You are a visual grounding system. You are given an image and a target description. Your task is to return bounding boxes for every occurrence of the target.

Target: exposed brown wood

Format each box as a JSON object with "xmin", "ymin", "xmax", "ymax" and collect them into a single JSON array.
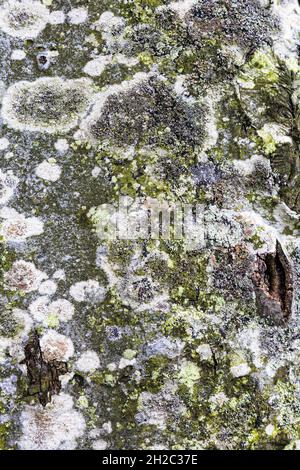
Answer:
[
  {"xmin": 253, "ymin": 240, "xmax": 293, "ymax": 324},
  {"xmin": 20, "ymin": 331, "xmax": 68, "ymax": 407}
]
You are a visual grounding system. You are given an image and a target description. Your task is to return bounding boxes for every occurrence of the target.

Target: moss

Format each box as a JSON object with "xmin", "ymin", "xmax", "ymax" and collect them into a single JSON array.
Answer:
[
  {"xmin": 163, "ymin": 305, "xmax": 204, "ymax": 340},
  {"xmin": 138, "ymin": 52, "xmax": 154, "ymax": 67},
  {"xmin": 248, "ymin": 232, "xmax": 265, "ymax": 250},
  {"xmin": 143, "ymin": 356, "xmax": 171, "ymax": 393},
  {"xmin": 168, "ymin": 251, "xmax": 209, "ymax": 304},
  {"xmin": 0, "ymin": 422, "xmax": 11, "ymax": 450},
  {"xmin": 239, "ymin": 50, "xmax": 279, "ymax": 86},
  {"xmin": 119, "ymin": 0, "xmax": 163, "ymax": 25}
]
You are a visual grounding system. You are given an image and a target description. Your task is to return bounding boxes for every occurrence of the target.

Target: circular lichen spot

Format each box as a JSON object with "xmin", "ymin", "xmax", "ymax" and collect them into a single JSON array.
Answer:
[
  {"xmin": 0, "ymin": 0, "xmax": 49, "ymax": 39},
  {"xmin": 2, "ymin": 77, "xmax": 94, "ymax": 134}
]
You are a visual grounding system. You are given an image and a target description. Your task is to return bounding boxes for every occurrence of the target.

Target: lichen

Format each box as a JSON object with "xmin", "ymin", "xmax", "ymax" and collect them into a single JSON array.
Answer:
[
  {"xmin": 2, "ymin": 77, "xmax": 94, "ymax": 133},
  {"xmin": 0, "ymin": 0, "xmax": 299, "ymax": 452}
]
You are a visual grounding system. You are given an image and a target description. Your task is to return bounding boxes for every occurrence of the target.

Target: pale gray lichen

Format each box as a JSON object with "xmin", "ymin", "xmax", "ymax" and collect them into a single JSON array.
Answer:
[
  {"xmin": 29, "ymin": 297, "xmax": 74, "ymax": 326},
  {"xmin": 19, "ymin": 393, "xmax": 85, "ymax": 450},
  {"xmin": 69, "ymin": 279, "xmax": 106, "ymax": 304},
  {"xmin": 0, "ymin": 0, "xmax": 49, "ymax": 39},
  {"xmin": 4, "ymin": 260, "xmax": 47, "ymax": 293},
  {"xmin": 0, "ymin": 208, "xmax": 43, "ymax": 242},
  {"xmin": 40, "ymin": 330, "xmax": 74, "ymax": 362},
  {"xmin": 1, "ymin": 77, "xmax": 94, "ymax": 133},
  {"xmin": 75, "ymin": 350, "xmax": 100, "ymax": 373},
  {"xmin": 0, "ymin": 0, "xmax": 300, "ymax": 452}
]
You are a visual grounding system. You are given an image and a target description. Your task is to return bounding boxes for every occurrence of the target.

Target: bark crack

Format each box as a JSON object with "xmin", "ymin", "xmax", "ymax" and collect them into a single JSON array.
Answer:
[
  {"xmin": 20, "ymin": 330, "xmax": 68, "ymax": 407},
  {"xmin": 253, "ymin": 240, "xmax": 293, "ymax": 323}
]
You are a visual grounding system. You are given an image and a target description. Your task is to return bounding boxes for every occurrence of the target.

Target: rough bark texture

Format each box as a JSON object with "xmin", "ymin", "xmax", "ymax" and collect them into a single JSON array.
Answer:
[{"xmin": 0, "ymin": 0, "xmax": 300, "ymax": 451}]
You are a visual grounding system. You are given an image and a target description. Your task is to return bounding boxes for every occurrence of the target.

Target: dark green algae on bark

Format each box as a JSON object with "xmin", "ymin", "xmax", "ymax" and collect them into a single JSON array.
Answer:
[{"xmin": 0, "ymin": 0, "xmax": 300, "ymax": 450}]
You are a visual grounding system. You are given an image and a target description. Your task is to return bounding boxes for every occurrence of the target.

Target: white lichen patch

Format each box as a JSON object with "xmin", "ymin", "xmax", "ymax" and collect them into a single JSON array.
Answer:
[
  {"xmin": 196, "ymin": 343, "xmax": 213, "ymax": 361},
  {"xmin": 92, "ymin": 439, "xmax": 108, "ymax": 450},
  {"xmin": 52, "ymin": 269, "xmax": 65, "ymax": 281},
  {"xmin": 40, "ymin": 330, "xmax": 74, "ymax": 362},
  {"xmin": 0, "ymin": 137, "xmax": 10, "ymax": 150},
  {"xmin": 11, "ymin": 49, "xmax": 26, "ymax": 61},
  {"xmin": 167, "ymin": 0, "xmax": 199, "ymax": 19},
  {"xmin": 75, "ymin": 350, "xmax": 100, "ymax": 373},
  {"xmin": 19, "ymin": 393, "xmax": 85, "ymax": 450},
  {"xmin": 233, "ymin": 323, "xmax": 264, "ymax": 369},
  {"xmin": 83, "ymin": 54, "xmax": 138, "ymax": 77},
  {"xmin": 69, "ymin": 280, "xmax": 106, "ymax": 304},
  {"xmin": 35, "ymin": 160, "xmax": 61, "ymax": 182},
  {"xmin": 38, "ymin": 279, "xmax": 57, "ymax": 295},
  {"xmin": 146, "ymin": 337, "xmax": 184, "ymax": 359},
  {"xmin": 204, "ymin": 208, "xmax": 243, "ymax": 249},
  {"xmin": 136, "ymin": 391, "xmax": 169, "ymax": 429},
  {"xmin": 238, "ymin": 210, "xmax": 278, "ymax": 254},
  {"xmin": 54, "ymin": 138, "xmax": 69, "ymax": 154},
  {"xmin": 47, "ymin": 299, "xmax": 74, "ymax": 322},
  {"xmin": 209, "ymin": 392, "xmax": 229, "ymax": 410},
  {"xmin": 2, "ymin": 77, "xmax": 93, "ymax": 134},
  {"xmin": 0, "ymin": 209, "xmax": 43, "ymax": 241},
  {"xmin": 136, "ymin": 383, "xmax": 185, "ymax": 430},
  {"xmin": 29, "ymin": 296, "xmax": 50, "ymax": 322},
  {"xmin": 272, "ymin": 0, "xmax": 300, "ymax": 59},
  {"xmin": 113, "ymin": 54, "xmax": 139, "ymax": 67},
  {"xmin": 118, "ymin": 357, "xmax": 136, "ymax": 369},
  {"xmin": 0, "ymin": 81, "xmax": 5, "ymax": 105},
  {"xmin": 83, "ymin": 56, "xmax": 109, "ymax": 77},
  {"xmin": 265, "ymin": 424, "xmax": 275, "ymax": 436},
  {"xmin": 173, "ymin": 75, "xmax": 195, "ymax": 103},
  {"xmin": 67, "ymin": 7, "xmax": 88, "ymax": 25},
  {"xmin": 230, "ymin": 363, "xmax": 251, "ymax": 378},
  {"xmin": 48, "ymin": 10, "xmax": 65, "ymax": 25},
  {"xmin": 0, "ymin": 170, "xmax": 18, "ymax": 205},
  {"xmin": 96, "ymin": 246, "xmax": 170, "ymax": 312},
  {"xmin": 5, "ymin": 260, "xmax": 47, "ymax": 293},
  {"xmin": 0, "ymin": 0, "xmax": 50, "ymax": 39},
  {"xmin": 233, "ymin": 154, "xmax": 271, "ymax": 177},
  {"xmin": 94, "ymin": 11, "xmax": 126, "ymax": 52},
  {"xmin": 29, "ymin": 297, "xmax": 74, "ymax": 325},
  {"xmin": 91, "ymin": 166, "xmax": 101, "ymax": 178}
]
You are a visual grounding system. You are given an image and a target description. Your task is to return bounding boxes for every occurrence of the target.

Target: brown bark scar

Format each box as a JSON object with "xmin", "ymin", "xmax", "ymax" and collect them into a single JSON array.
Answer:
[
  {"xmin": 252, "ymin": 240, "xmax": 293, "ymax": 324},
  {"xmin": 20, "ymin": 330, "xmax": 68, "ymax": 407}
]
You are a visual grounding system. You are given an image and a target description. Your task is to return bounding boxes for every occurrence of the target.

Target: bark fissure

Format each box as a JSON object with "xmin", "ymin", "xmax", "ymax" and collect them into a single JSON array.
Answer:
[
  {"xmin": 253, "ymin": 240, "xmax": 293, "ymax": 323},
  {"xmin": 20, "ymin": 331, "xmax": 68, "ymax": 407}
]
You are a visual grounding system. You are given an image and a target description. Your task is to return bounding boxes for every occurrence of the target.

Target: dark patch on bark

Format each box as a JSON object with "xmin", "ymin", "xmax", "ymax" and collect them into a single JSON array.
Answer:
[
  {"xmin": 20, "ymin": 330, "xmax": 68, "ymax": 407},
  {"xmin": 253, "ymin": 240, "xmax": 293, "ymax": 324}
]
